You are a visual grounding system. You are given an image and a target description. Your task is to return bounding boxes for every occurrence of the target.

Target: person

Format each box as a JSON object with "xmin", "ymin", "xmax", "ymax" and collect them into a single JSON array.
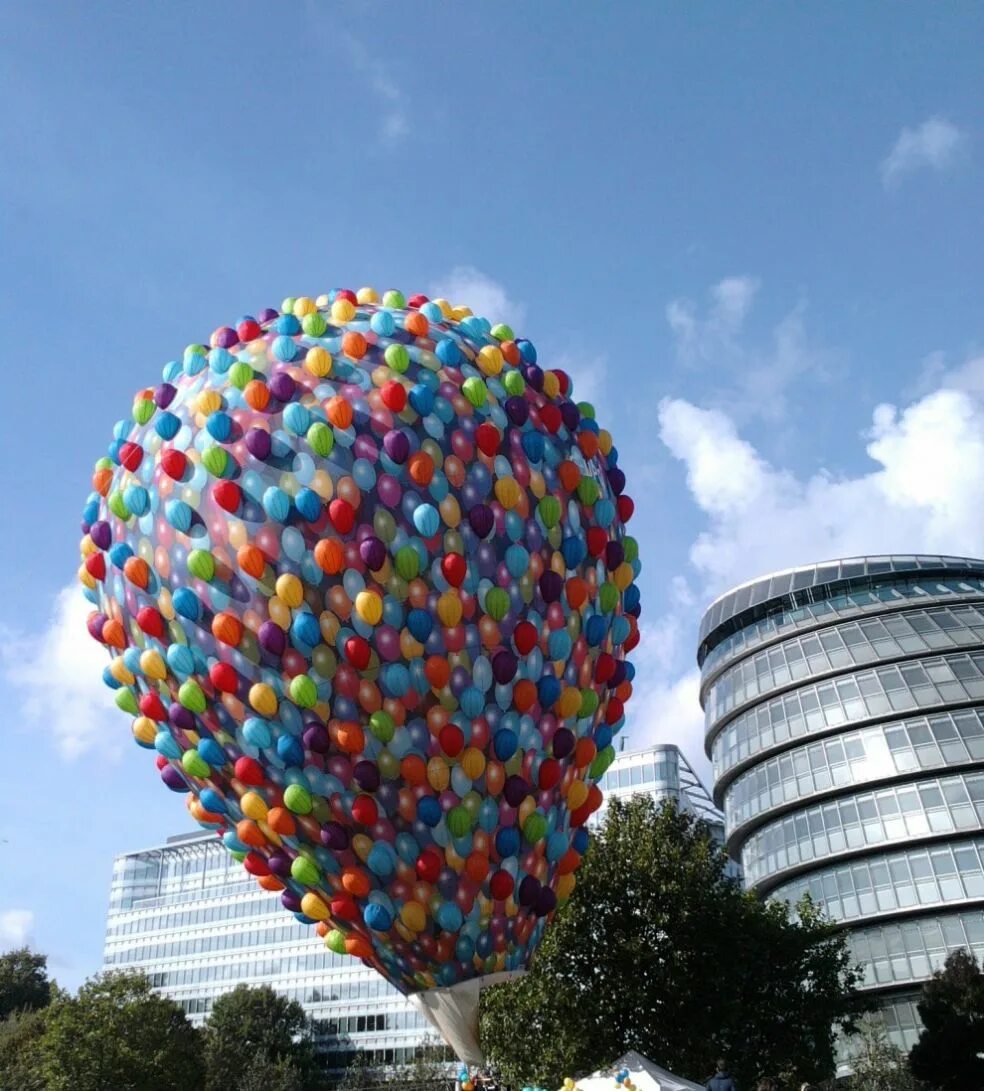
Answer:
[{"xmin": 706, "ymin": 1059, "xmax": 738, "ymax": 1091}]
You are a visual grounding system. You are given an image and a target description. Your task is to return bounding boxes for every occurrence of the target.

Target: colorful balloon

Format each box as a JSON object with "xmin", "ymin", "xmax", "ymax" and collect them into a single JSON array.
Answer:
[{"xmin": 79, "ymin": 288, "xmax": 640, "ymax": 1060}]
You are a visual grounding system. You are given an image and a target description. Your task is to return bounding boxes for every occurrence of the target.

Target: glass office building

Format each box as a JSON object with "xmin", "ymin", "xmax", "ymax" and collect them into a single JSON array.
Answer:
[
  {"xmin": 103, "ymin": 744, "xmax": 714, "ymax": 1066},
  {"xmin": 698, "ymin": 555, "xmax": 984, "ymax": 1053}
]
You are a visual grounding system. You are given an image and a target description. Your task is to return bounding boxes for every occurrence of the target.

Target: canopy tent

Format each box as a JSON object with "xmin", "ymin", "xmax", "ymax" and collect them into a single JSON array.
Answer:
[{"xmin": 574, "ymin": 1050, "xmax": 704, "ymax": 1091}]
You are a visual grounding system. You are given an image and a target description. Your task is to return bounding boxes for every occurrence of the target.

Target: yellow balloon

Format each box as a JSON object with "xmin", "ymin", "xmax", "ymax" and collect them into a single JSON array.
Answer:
[
  {"xmin": 305, "ymin": 346, "xmax": 332, "ymax": 378},
  {"xmin": 356, "ymin": 286, "xmax": 379, "ymax": 304},
  {"xmin": 614, "ymin": 562, "xmax": 634, "ymax": 591},
  {"xmin": 567, "ymin": 780, "xmax": 589, "ymax": 810},
  {"xmin": 110, "ymin": 657, "xmax": 135, "ymax": 686},
  {"xmin": 400, "ymin": 630, "xmax": 425, "ymax": 659},
  {"xmin": 427, "ymin": 757, "xmax": 451, "ymax": 792},
  {"xmin": 557, "ymin": 687, "xmax": 582, "ymax": 720},
  {"xmin": 437, "ymin": 590, "xmax": 463, "ymax": 627},
  {"xmin": 140, "ymin": 650, "xmax": 167, "ymax": 681},
  {"xmin": 268, "ymin": 596, "xmax": 292, "ymax": 629},
  {"xmin": 444, "ymin": 842, "xmax": 466, "ymax": 874},
  {"xmin": 542, "ymin": 371, "xmax": 561, "ymax": 399},
  {"xmin": 401, "ymin": 901, "xmax": 427, "ymax": 932},
  {"xmin": 131, "ymin": 717, "xmax": 156, "ymax": 745},
  {"xmin": 79, "ymin": 566, "xmax": 96, "ymax": 590},
  {"xmin": 529, "ymin": 470, "xmax": 547, "ymax": 499},
  {"xmin": 301, "ymin": 892, "xmax": 330, "ymax": 920},
  {"xmin": 432, "ymin": 297, "xmax": 454, "ymax": 319},
  {"xmin": 275, "ymin": 573, "xmax": 304, "ymax": 610},
  {"xmin": 437, "ymin": 495, "xmax": 461, "ymax": 529},
  {"xmin": 79, "ymin": 534, "xmax": 97, "ymax": 557},
  {"xmin": 355, "ymin": 590, "xmax": 383, "ymax": 626},
  {"xmin": 227, "ymin": 520, "xmax": 248, "ymax": 550},
  {"xmin": 556, "ymin": 872, "xmax": 576, "ymax": 901},
  {"xmin": 477, "ymin": 345, "xmax": 503, "ymax": 376},
  {"xmin": 331, "ymin": 298, "xmax": 356, "ymax": 324},
  {"xmin": 196, "ymin": 390, "xmax": 223, "ymax": 416},
  {"xmin": 241, "ymin": 791, "xmax": 268, "ymax": 821},
  {"xmin": 494, "ymin": 477, "xmax": 521, "ymax": 509},
  {"xmin": 461, "ymin": 747, "xmax": 486, "ymax": 781},
  {"xmin": 309, "ymin": 469, "xmax": 334, "ymax": 500},
  {"xmin": 598, "ymin": 429, "xmax": 613, "ymax": 456},
  {"xmin": 518, "ymin": 795, "xmax": 536, "ymax": 825},
  {"xmin": 352, "ymin": 834, "xmax": 373, "ymax": 864},
  {"xmin": 293, "ymin": 296, "xmax": 317, "ymax": 317},
  {"xmin": 249, "ymin": 683, "xmax": 278, "ymax": 717}
]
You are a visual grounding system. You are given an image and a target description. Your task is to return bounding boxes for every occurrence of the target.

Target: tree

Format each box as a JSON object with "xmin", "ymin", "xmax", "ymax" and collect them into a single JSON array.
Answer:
[
  {"xmin": 0, "ymin": 1006, "xmax": 48, "ymax": 1091},
  {"xmin": 39, "ymin": 969, "xmax": 203, "ymax": 1091},
  {"xmin": 204, "ymin": 984, "xmax": 323, "ymax": 1091},
  {"xmin": 843, "ymin": 1015, "xmax": 924, "ymax": 1090},
  {"xmin": 0, "ymin": 946, "xmax": 51, "ymax": 1020},
  {"xmin": 479, "ymin": 796, "xmax": 866, "ymax": 1089},
  {"xmin": 909, "ymin": 948, "xmax": 984, "ymax": 1091},
  {"xmin": 236, "ymin": 1052, "xmax": 308, "ymax": 1091}
]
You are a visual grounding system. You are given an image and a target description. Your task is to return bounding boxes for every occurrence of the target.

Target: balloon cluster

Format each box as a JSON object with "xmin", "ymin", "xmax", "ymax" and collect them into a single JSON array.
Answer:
[
  {"xmin": 615, "ymin": 1068, "xmax": 635, "ymax": 1089},
  {"xmin": 79, "ymin": 288, "xmax": 640, "ymax": 996}
]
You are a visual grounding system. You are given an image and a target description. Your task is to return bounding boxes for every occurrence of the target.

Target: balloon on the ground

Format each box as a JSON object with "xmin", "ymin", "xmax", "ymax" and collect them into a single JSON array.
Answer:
[{"xmin": 78, "ymin": 287, "xmax": 639, "ymax": 1040}]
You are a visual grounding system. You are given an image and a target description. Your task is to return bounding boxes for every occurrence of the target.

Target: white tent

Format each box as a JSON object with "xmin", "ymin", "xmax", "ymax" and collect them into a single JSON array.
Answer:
[{"xmin": 574, "ymin": 1050, "xmax": 705, "ymax": 1091}]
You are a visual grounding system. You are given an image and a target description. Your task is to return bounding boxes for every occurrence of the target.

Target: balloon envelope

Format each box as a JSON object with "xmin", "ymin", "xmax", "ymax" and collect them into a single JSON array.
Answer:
[{"xmin": 79, "ymin": 288, "xmax": 639, "ymax": 1009}]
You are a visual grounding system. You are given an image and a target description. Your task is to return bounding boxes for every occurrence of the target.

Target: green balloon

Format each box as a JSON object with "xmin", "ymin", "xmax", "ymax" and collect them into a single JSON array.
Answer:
[
  {"xmin": 537, "ymin": 496, "xmax": 561, "ymax": 529},
  {"xmin": 311, "ymin": 645, "xmax": 337, "ymax": 680},
  {"xmin": 484, "ymin": 587, "xmax": 510, "ymax": 621},
  {"xmin": 291, "ymin": 856, "xmax": 320, "ymax": 885},
  {"xmin": 308, "ymin": 421, "xmax": 334, "ymax": 457},
  {"xmin": 373, "ymin": 510, "xmax": 397, "ymax": 543},
  {"xmin": 302, "ymin": 312, "xmax": 327, "ymax": 337},
  {"xmin": 577, "ymin": 400, "xmax": 596, "ymax": 420},
  {"xmin": 115, "ymin": 688, "xmax": 139, "ymax": 715},
  {"xmin": 385, "ymin": 343, "xmax": 410, "ymax": 373},
  {"xmin": 202, "ymin": 446, "xmax": 228, "ymax": 478},
  {"xmin": 289, "ymin": 675, "xmax": 318, "ymax": 708},
  {"xmin": 462, "ymin": 376, "xmax": 487, "ymax": 408},
  {"xmin": 284, "ymin": 784, "xmax": 313, "ymax": 815},
  {"xmin": 523, "ymin": 813, "xmax": 548, "ymax": 844},
  {"xmin": 598, "ymin": 582, "xmax": 619, "ymax": 614},
  {"xmin": 383, "ymin": 290, "xmax": 406, "ymax": 308},
  {"xmin": 590, "ymin": 745, "xmax": 617, "ymax": 781},
  {"xmin": 326, "ymin": 930, "xmax": 347, "ymax": 954},
  {"xmin": 576, "ymin": 477, "xmax": 600, "ymax": 506},
  {"xmin": 133, "ymin": 398, "xmax": 155, "ymax": 425},
  {"xmin": 369, "ymin": 710, "xmax": 395, "ymax": 743},
  {"xmin": 395, "ymin": 545, "xmax": 420, "ymax": 581},
  {"xmin": 228, "ymin": 361, "xmax": 253, "ymax": 390},
  {"xmin": 182, "ymin": 749, "xmax": 210, "ymax": 778},
  {"xmin": 187, "ymin": 549, "xmax": 215, "ymax": 582},
  {"xmin": 623, "ymin": 536, "xmax": 639, "ymax": 563},
  {"xmin": 377, "ymin": 749, "xmax": 400, "ymax": 780},
  {"xmin": 503, "ymin": 370, "xmax": 525, "ymax": 396},
  {"xmin": 579, "ymin": 689, "xmax": 600, "ymax": 718},
  {"xmin": 108, "ymin": 491, "xmax": 131, "ymax": 521},
  {"xmin": 447, "ymin": 806, "xmax": 472, "ymax": 838},
  {"xmin": 178, "ymin": 680, "xmax": 206, "ymax": 713},
  {"xmin": 490, "ymin": 322, "xmax": 514, "ymax": 342}
]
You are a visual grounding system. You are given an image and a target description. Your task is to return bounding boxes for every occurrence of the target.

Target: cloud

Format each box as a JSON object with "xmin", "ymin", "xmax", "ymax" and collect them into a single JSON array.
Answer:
[
  {"xmin": 0, "ymin": 584, "xmax": 119, "ymax": 761},
  {"xmin": 339, "ymin": 30, "xmax": 409, "ymax": 146},
  {"xmin": 666, "ymin": 278, "xmax": 826, "ymax": 423},
  {"xmin": 0, "ymin": 909, "xmax": 34, "ymax": 948},
  {"xmin": 881, "ymin": 116, "xmax": 967, "ymax": 188},
  {"xmin": 427, "ymin": 266, "xmax": 527, "ymax": 328}
]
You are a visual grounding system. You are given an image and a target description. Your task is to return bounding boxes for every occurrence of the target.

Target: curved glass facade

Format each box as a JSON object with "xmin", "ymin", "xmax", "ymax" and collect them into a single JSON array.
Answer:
[{"xmin": 699, "ymin": 556, "xmax": 984, "ymax": 1053}]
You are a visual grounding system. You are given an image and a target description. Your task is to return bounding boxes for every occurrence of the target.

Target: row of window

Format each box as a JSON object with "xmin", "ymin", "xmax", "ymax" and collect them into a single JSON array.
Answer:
[
  {"xmin": 598, "ymin": 759, "xmax": 677, "ymax": 792},
  {"xmin": 713, "ymin": 649, "xmax": 984, "ymax": 780},
  {"xmin": 704, "ymin": 604, "xmax": 984, "ymax": 728},
  {"xmin": 724, "ymin": 708, "xmax": 984, "ymax": 831},
  {"xmin": 741, "ymin": 772, "xmax": 984, "ymax": 887},
  {"xmin": 772, "ymin": 838, "xmax": 984, "ymax": 924},
  {"xmin": 847, "ymin": 910, "xmax": 984, "ymax": 989},
  {"xmin": 700, "ymin": 577, "xmax": 984, "ymax": 681},
  {"xmin": 107, "ymin": 889, "xmax": 287, "ymax": 938},
  {"xmin": 105, "ymin": 920, "xmax": 326, "ymax": 962}
]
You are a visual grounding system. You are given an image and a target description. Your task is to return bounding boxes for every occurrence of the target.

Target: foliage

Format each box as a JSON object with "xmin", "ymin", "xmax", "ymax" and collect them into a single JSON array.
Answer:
[
  {"xmin": 38, "ymin": 969, "xmax": 203, "ymax": 1091},
  {"xmin": 0, "ymin": 1005, "xmax": 49, "ymax": 1091},
  {"xmin": 236, "ymin": 1052, "xmax": 309, "ymax": 1091},
  {"xmin": 479, "ymin": 796, "xmax": 867, "ymax": 1089},
  {"xmin": 204, "ymin": 984, "xmax": 323, "ymax": 1091},
  {"xmin": 332, "ymin": 1039, "xmax": 454, "ymax": 1090},
  {"xmin": 840, "ymin": 1014, "xmax": 924, "ymax": 1090},
  {"xmin": 0, "ymin": 946, "xmax": 52, "ymax": 1020},
  {"xmin": 909, "ymin": 948, "xmax": 984, "ymax": 1091}
]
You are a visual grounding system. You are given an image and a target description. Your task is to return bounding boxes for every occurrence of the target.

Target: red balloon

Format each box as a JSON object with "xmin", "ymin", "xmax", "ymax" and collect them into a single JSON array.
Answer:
[
  {"xmin": 213, "ymin": 480, "xmax": 242, "ymax": 513},
  {"xmin": 234, "ymin": 756, "xmax": 265, "ymax": 785},
  {"xmin": 442, "ymin": 553, "xmax": 467, "ymax": 588}
]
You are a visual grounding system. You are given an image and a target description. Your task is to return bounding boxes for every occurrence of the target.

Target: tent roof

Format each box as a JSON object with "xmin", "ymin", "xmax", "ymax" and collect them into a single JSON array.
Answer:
[{"xmin": 575, "ymin": 1050, "xmax": 704, "ymax": 1091}]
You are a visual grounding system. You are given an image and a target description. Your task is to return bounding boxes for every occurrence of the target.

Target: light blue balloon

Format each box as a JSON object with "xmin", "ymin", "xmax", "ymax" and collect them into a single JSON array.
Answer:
[{"xmin": 413, "ymin": 503, "xmax": 440, "ymax": 537}]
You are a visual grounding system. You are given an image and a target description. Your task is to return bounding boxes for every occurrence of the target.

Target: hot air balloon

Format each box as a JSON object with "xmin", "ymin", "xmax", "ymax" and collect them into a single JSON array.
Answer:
[{"xmin": 78, "ymin": 288, "xmax": 640, "ymax": 1063}]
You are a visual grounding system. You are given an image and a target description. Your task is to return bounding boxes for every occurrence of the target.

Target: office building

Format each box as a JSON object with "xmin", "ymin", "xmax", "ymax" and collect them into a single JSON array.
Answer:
[
  {"xmin": 698, "ymin": 555, "xmax": 984, "ymax": 1053},
  {"xmin": 103, "ymin": 744, "xmax": 713, "ymax": 1066}
]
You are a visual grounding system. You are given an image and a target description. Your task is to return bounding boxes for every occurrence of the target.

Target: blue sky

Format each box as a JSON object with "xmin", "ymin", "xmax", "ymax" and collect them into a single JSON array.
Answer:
[{"xmin": 2, "ymin": 2, "xmax": 983, "ymax": 988}]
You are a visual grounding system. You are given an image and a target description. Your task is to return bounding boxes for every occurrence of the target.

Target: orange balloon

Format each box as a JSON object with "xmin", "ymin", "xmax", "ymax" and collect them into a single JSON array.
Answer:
[
  {"xmin": 342, "ymin": 331, "xmax": 367, "ymax": 359},
  {"xmin": 326, "ymin": 395, "xmax": 353, "ymax": 429},
  {"xmin": 425, "ymin": 656, "xmax": 451, "ymax": 689},
  {"xmin": 244, "ymin": 380, "xmax": 271, "ymax": 411},
  {"xmin": 123, "ymin": 556, "xmax": 150, "ymax": 589},
  {"xmin": 408, "ymin": 451, "xmax": 435, "ymax": 486},
  {"xmin": 212, "ymin": 612, "xmax": 243, "ymax": 647},
  {"xmin": 401, "ymin": 755, "xmax": 427, "ymax": 786},
  {"xmin": 237, "ymin": 544, "xmax": 266, "ymax": 578},
  {"xmin": 404, "ymin": 311, "xmax": 429, "ymax": 337},
  {"xmin": 266, "ymin": 807, "xmax": 296, "ymax": 837},
  {"xmin": 513, "ymin": 679, "xmax": 537, "ymax": 712},
  {"xmin": 342, "ymin": 868, "xmax": 371, "ymax": 897}
]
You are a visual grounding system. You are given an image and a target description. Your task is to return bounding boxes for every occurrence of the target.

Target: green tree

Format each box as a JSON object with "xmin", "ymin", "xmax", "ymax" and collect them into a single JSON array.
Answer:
[
  {"xmin": 480, "ymin": 796, "xmax": 866, "ymax": 1088},
  {"xmin": 236, "ymin": 1052, "xmax": 308, "ymax": 1091},
  {"xmin": 843, "ymin": 1014, "xmax": 924, "ymax": 1090},
  {"xmin": 204, "ymin": 984, "xmax": 323, "ymax": 1091},
  {"xmin": 909, "ymin": 948, "xmax": 984, "ymax": 1091},
  {"xmin": 0, "ymin": 1006, "xmax": 49, "ymax": 1091},
  {"xmin": 0, "ymin": 947, "xmax": 52, "ymax": 1020},
  {"xmin": 39, "ymin": 969, "xmax": 203, "ymax": 1091}
]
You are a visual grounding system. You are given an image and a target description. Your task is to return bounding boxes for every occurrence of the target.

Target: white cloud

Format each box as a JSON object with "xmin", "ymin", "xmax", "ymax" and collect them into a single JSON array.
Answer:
[
  {"xmin": 666, "ymin": 278, "xmax": 825, "ymax": 422},
  {"xmin": 0, "ymin": 584, "xmax": 119, "ymax": 761},
  {"xmin": 0, "ymin": 909, "xmax": 34, "ymax": 948},
  {"xmin": 881, "ymin": 116, "xmax": 967, "ymax": 188},
  {"xmin": 339, "ymin": 30, "xmax": 409, "ymax": 146},
  {"xmin": 427, "ymin": 266, "xmax": 527, "ymax": 329}
]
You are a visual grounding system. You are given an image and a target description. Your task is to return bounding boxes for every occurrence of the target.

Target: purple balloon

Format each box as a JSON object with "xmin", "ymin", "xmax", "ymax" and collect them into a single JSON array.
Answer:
[
  {"xmin": 269, "ymin": 372, "xmax": 295, "ymax": 402},
  {"xmin": 154, "ymin": 383, "xmax": 177, "ymax": 409},
  {"xmin": 90, "ymin": 521, "xmax": 112, "ymax": 550},
  {"xmin": 321, "ymin": 823, "xmax": 350, "ymax": 850},
  {"xmin": 552, "ymin": 728, "xmax": 575, "ymax": 759},
  {"xmin": 539, "ymin": 571, "xmax": 563, "ymax": 604},
  {"xmin": 245, "ymin": 427, "xmax": 272, "ymax": 461},
  {"xmin": 504, "ymin": 775, "xmax": 529, "ymax": 808},
  {"xmin": 504, "ymin": 397, "xmax": 529, "ymax": 426},
  {"xmin": 608, "ymin": 466, "xmax": 626, "ymax": 495},
  {"xmin": 534, "ymin": 887, "xmax": 557, "ymax": 917},
  {"xmin": 168, "ymin": 704, "xmax": 195, "ymax": 732},
  {"xmin": 303, "ymin": 724, "xmax": 330, "ymax": 753},
  {"xmin": 383, "ymin": 430, "xmax": 410, "ymax": 463},
  {"xmin": 605, "ymin": 541, "xmax": 624, "ymax": 571},
  {"xmin": 560, "ymin": 402, "xmax": 580, "ymax": 431},
  {"xmin": 258, "ymin": 621, "xmax": 286, "ymax": 656},
  {"xmin": 353, "ymin": 760, "xmax": 381, "ymax": 792},
  {"xmin": 518, "ymin": 875, "xmax": 540, "ymax": 907},
  {"xmin": 281, "ymin": 891, "xmax": 303, "ymax": 912},
  {"xmin": 492, "ymin": 650, "xmax": 517, "ymax": 685},
  {"xmin": 468, "ymin": 504, "xmax": 494, "ymax": 539},
  {"xmin": 360, "ymin": 536, "xmax": 386, "ymax": 571},
  {"xmin": 161, "ymin": 766, "xmax": 187, "ymax": 792},
  {"xmin": 268, "ymin": 851, "xmax": 292, "ymax": 877}
]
